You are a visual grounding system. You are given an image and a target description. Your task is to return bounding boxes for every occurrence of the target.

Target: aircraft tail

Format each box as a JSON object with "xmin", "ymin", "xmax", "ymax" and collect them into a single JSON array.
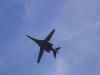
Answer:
[{"xmin": 53, "ymin": 47, "xmax": 61, "ymax": 58}]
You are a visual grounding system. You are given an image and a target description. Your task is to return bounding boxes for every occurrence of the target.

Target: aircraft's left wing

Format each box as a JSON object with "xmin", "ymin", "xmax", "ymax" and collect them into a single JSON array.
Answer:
[
  {"xmin": 44, "ymin": 29, "xmax": 55, "ymax": 42},
  {"xmin": 37, "ymin": 48, "xmax": 44, "ymax": 63}
]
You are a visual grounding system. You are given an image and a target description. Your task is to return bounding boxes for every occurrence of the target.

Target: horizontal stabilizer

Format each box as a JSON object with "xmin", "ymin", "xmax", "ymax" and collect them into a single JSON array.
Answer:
[
  {"xmin": 53, "ymin": 47, "xmax": 61, "ymax": 58},
  {"xmin": 55, "ymin": 47, "xmax": 61, "ymax": 51}
]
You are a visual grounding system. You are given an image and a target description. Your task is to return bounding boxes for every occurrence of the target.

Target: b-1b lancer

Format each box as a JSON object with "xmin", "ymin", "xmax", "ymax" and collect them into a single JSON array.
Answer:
[{"xmin": 26, "ymin": 29, "xmax": 61, "ymax": 63}]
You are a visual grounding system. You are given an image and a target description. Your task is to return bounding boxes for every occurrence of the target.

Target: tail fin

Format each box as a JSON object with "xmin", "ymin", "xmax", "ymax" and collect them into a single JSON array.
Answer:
[{"xmin": 53, "ymin": 47, "xmax": 61, "ymax": 58}]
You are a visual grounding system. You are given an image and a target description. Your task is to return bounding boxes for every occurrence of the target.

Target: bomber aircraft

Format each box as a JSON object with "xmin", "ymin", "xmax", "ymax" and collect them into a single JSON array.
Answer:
[{"xmin": 26, "ymin": 29, "xmax": 61, "ymax": 63}]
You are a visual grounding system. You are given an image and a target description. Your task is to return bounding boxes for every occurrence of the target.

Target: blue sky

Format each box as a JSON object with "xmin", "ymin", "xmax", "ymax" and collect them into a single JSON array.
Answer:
[{"xmin": 0, "ymin": 0, "xmax": 100, "ymax": 75}]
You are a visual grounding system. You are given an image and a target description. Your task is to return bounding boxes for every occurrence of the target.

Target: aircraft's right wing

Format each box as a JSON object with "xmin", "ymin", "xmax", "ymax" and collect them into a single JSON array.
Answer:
[
  {"xmin": 44, "ymin": 29, "xmax": 55, "ymax": 42},
  {"xmin": 37, "ymin": 48, "xmax": 44, "ymax": 63}
]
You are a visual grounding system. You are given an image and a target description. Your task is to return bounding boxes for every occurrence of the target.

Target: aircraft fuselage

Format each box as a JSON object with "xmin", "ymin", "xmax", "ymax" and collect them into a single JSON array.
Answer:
[
  {"xmin": 36, "ymin": 40, "xmax": 53, "ymax": 52},
  {"xmin": 26, "ymin": 29, "xmax": 61, "ymax": 63}
]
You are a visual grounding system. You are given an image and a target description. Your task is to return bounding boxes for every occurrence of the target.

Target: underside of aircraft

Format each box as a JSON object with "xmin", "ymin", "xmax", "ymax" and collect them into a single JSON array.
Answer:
[{"xmin": 26, "ymin": 29, "xmax": 61, "ymax": 63}]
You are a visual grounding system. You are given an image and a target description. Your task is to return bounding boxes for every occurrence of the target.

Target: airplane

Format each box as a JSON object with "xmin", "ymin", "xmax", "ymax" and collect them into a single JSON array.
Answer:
[{"xmin": 26, "ymin": 29, "xmax": 61, "ymax": 63}]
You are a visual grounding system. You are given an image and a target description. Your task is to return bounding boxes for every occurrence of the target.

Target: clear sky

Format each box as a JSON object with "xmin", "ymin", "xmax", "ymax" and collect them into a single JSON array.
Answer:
[{"xmin": 0, "ymin": 0, "xmax": 100, "ymax": 75}]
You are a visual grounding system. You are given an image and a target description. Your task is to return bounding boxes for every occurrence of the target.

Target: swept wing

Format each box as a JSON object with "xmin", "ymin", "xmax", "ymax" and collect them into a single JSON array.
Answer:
[
  {"xmin": 37, "ymin": 48, "xmax": 44, "ymax": 63},
  {"xmin": 44, "ymin": 29, "xmax": 55, "ymax": 42}
]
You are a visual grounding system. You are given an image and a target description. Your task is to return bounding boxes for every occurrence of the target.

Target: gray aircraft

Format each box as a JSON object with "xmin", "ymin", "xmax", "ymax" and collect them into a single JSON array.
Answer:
[{"xmin": 26, "ymin": 29, "xmax": 61, "ymax": 63}]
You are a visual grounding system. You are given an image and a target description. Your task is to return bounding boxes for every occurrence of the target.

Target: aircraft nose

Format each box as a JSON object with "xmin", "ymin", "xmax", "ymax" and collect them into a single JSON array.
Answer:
[{"xmin": 26, "ymin": 34, "xmax": 30, "ymax": 37}]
